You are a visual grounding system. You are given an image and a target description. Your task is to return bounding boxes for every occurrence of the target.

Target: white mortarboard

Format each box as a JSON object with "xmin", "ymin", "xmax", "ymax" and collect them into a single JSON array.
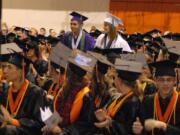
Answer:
[{"xmin": 104, "ymin": 13, "xmax": 123, "ymax": 27}]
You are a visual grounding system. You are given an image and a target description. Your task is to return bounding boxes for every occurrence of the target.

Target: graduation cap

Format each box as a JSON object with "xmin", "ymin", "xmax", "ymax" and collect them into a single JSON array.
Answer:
[
  {"xmin": 93, "ymin": 47, "xmax": 123, "ymax": 64},
  {"xmin": 115, "ymin": 59, "xmax": 143, "ymax": 82},
  {"xmin": 14, "ymin": 38, "xmax": 29, "ymax": 52},
  {"xmin": 6, "ymin": 33, "xmax": 17, "ymax": 43},
  {"xmin": 26, "ymin": 36, "xmax": 40, "ymax": 48},
  {"xmin": 89, "ymin": 29, "xmax": 102, "ymax": 39},
  {"xmin": 172, "ymin": 33, "xmax": 180, "ymax": 41},
  {"xmin": 50, "ymin": 42, "xmax": 72, "ymax": 69},
  {"xmin": 163, "ymin": 38, "xmax": 180, "ymax": 61},
  {"xmin": 93, "ymin": 47, "xmax": 123, "ymax": 56},
  {"xmin": 0, "ymin": 43, "xmax": 22, "ymax": 55},
  {"xmin": 128, "ymin": 33, "xmax": 144, "ymax": 49},
  {"xmin": 0, "ymin": 42, "xmax": 25, "ymax": 68},
  {"xmin": 37, "ymin": 35, "xmax": 47, "ymax": 42},
  {"xmin": 14, "ymin": 27, "xmax": 30, "ymax": 35},
  {"xmin": 149, "ymin": 60, "xmax": 179, "ymax": 77},
  {"xmin": 70, "ymin": 11, "xmax": 88, "ymax": 23},
  {"xmin": 68, "ymin": 49, "xmax": 97, "ymax": 77},
  {"xmin": 0, "ymin": 43, "xmax": 20, "ymax": 62},
  {"xmin": 120, "ymin": 53, "xmax": 148, "ymax": 67},
  {"xmin": 14, "ymin": 27, "xmax": 23, "ymax": 31},
  {"xmin": 47, "ymin": 36, "xmax": 60, "ymax": 47},
  {"xmin": 145, "ymin": 29, "xmax": 161, "ymax": 38},
  {"xmin": 34, "ymin": 60, "xmax": 48, "ymax": 76},
  {"xmin": 104, "ymin": 13, "xmax": 123, "ymax": 27},
  {"xmin": 143, "ymin": 34, "xmax": 153, "ymax": 42},
  {"xmin": 88, "ymin": 51, "xmax": 113, "ymax": 74}
]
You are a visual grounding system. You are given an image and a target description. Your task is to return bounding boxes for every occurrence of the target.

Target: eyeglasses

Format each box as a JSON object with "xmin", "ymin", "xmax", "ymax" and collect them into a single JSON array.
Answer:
[
  {"xmin": 1, "ymin": 64, "xmax": 13, "ymax": 70},
  {"xmin": 156, "ymin": 77, "xmax": 175, "ymax": 83}
]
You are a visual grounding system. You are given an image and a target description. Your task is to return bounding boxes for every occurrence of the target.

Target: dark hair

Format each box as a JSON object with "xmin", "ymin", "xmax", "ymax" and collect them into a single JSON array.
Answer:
[
  {"xmin": 118, "ymin": 75, "xmax": 144, "ymax": 100},
  {"xmin": 58, "ymin": 66, "xmax": 87, "ymax": 108},
  {"xmin": 91, "ymin": 66, "xmax": 108, "ymax": 97},
  {"xmin": 40, "ymin": 28, "xmax": 46, "ymax": 31},
  {"xmin": 109, "ymin": 24, "xmax": 117, "ymax": 43}
]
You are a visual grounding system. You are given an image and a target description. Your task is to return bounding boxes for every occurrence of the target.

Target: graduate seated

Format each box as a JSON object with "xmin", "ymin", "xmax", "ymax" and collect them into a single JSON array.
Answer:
[
  {"xmin": 0, "ymin": 43, "xmax": 45, "ymax": 135},
  {"xmin": 92, "ymin": 59, "xmax": 142, "ymax": 135},
  {"xmin": 42, "ymin": 49, "xmax": 97, "ymax": 135},
  {"xmin": 44, "ymin": 43, "xmax": 70, "ymax": 101},
  {"xmin": 132, "ymin": 60, "xmax": 180, "ymax": 135}
]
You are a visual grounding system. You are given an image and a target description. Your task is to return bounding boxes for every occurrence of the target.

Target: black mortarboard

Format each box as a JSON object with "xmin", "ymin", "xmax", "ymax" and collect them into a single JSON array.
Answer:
[
  {"xmin": 149, "ymin": 60, "xmax": 178, "ymax": 77},
  {"xmin": 0, "ymin": 43, "xmax": 21, "ymax": 62},
  {"xmin": 27, "ymin": 36, "xmax": 40, "ymax": 47},
  {"xmin": 120, "ymin": 53, "xmax": 148, "ymax": 67},
  {"xmin": 88, "ymin": 51, "xmax": 113, "ymax": 74},
  {"xmin": 37, "ymin": 35, "xmax": 47, "ymax": 42},
  {"xmin": 115, "ymin": 59, "xmax": 143, "ymax": 82},
  {"xmin": 47, "ymin": 36, "xmax": 59, "ymax": 47},
  {"xmin": 6, "ymin": 33, "xmax": 17, "ymax": 43},
  {"xmin": 50, "ymin": 43, "xmax": 72, "ymax": 69},
  {"xmin": 0, "ymin": 43, "xmax": 25, "ymax": 68},
  {"xmin": 143, "ymin": 34, "xmax": 153, "ymax": 42},
  {"xmin": 145, "ymin": 29, "xmax": 161, "ymax": 38},
  {"xmin": 14, "ymin": 38, "xmax": 29, "ymax": 52},
  {"xmin": 14, "ymin": 27, "xmax": 23, "ymax": 32},
  {"xmin": 172, "ymin": 33, "xmax": 180, "ymax": 41},
  {"xmin": 70, "ymin": 11, "xmax": 88, "ymax": 23},
  {"xmin": 90, "ymin": 29, "xmax": 102, "ymax": 39},
  {"xmin": 14, "ymin": 27, "xmax": 30, "ymax": 35},
  {"xmin": 34, "ymin": 60, "xmax": 48, "ymax": 76},
  {"xmin": 127, "ymin": 33, "xmax": 144, "ymax": 49},
  {"xmin": 93, "ymin": 47, "xmax": 123, "ymax": 64},
  {"xmin": 93, "ymin": 47, "xmax": 123, "ymax": 57},
  {"xmin": 68, "ymin": 49, "xmax": 97, "ymax": 77},
  {"xmin": 163, "ymin": 38, "xmax": 180, "ymax": 62}
]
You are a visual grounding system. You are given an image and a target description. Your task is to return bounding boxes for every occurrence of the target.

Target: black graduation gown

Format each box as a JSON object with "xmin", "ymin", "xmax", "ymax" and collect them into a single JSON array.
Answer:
[
  {"xmin": 141, "ymin": 93, "xmax": 180, "ymax": 135},
  {"xmin": 45, "ymin": 92, "xmax": 95, "ymax": 135},
  {"xmin": 60, "ymin": 93, "xmax": 95, "ymax": 135},
  {"xmin": 144, "ymin": 83, "xmax": 157, "ymax": 96},
  {"xmin": 0, "ymin": 81, "xmax": 45, "ymax": 135},
  {"xmin": 91, "ymin": 93, "xmax": 141, "ymax": 135}
]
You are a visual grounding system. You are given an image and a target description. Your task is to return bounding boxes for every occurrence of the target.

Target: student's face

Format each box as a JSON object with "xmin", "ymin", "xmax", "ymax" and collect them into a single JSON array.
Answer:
[
  {"xmin": 16, "ymin": 31, "xmax": 23, "ymax": 38},
  {"xmin": 30, "ymin": 28, "xmax": 37, "ymax": 37},
  {"xmin": 40, "ymin": 29, "xmax": 46, "ymax": 35},
  {"xmin": 114, "ymin": 76, "xmax": 122, "ymax": 93},
  {"xmin": 70, "ymin": 20, "xmax": 82, "ymax": 33},
  {"xmin": 26, "ymin": 49, "xmax": 36, "ymax": 59},
  {"xmin": 50, "ymin": 30, "xmax": 57, "ymax": 37},
  {"xmin": 50, "ymin": 66, "xmax": 60, "ymax": 82},
  {"xmin": 142, "ymin": 67, "xmax": 151, "ymax": 78},
  {"xmin": 155, "ymin": 76, "xmax": 176, "ymax": 97},
  {"xmin": 2, "ymin": 63, "xmax": 22, "ymax": 82},
  {"xmin": 103, "ymin": 22, "xmax": 111, "ymax": 33}
]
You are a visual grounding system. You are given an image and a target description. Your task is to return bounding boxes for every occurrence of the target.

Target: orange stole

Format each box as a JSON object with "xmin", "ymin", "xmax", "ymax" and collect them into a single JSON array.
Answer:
[
  {"xmin": 107, "ymin": 91, "xmax": 133, "ymax": 118},
  {"xmin": 154, "ymin": 90, "xmax": 178, "ymax": 123},
  {"xmin": 95, "ymin": 96, "xmax": 102, "ymax": 108},
  {"xmin": 47, "ymin": 83, "xmax": 59, "ymax": 97},
  {"xmin": 54, "ymin": 87, "xmax": 90, "ymax": 124},
  {"xmin": 6, "ymin": 79, "xmax": 29, "ymax": 117}
]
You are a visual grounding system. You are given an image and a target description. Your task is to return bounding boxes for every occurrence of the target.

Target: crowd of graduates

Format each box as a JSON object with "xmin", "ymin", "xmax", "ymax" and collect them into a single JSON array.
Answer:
[{"xmin": 0, "ymin": 12, "xmax": 179, "ymax": 135}]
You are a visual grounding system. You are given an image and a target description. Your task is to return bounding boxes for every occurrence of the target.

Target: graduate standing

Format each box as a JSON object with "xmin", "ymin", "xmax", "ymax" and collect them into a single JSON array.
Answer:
[
  {"xmin": 61, "ymin": 11, "xmax": 95, "ymax": 52},
  {"xmin": 95, "ymin": 13, "xmax": 132, "ymax": 52}
]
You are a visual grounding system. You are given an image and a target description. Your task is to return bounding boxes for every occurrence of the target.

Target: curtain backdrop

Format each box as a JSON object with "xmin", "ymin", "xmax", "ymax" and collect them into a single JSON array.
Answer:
[{"xmin": 110, "ymin": 0, "xmax": 180, "ymax": 33}]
